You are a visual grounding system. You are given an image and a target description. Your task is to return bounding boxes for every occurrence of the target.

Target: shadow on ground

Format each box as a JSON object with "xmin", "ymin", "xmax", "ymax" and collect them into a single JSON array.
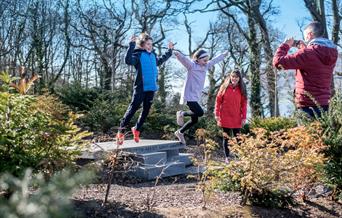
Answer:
[{"xmin": 72, "ymin": 199, "xmax": 164, "ymax": 218}]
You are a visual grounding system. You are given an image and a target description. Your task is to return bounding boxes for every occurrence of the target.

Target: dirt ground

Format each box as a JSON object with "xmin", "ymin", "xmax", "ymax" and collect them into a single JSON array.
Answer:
[
  {"xmin": 71, "ymin": 143, "xmax": 342, "ymax": 218},
  {"xmin": 72, "ymin": 177, "xmax": 342, "ymax": 218}
]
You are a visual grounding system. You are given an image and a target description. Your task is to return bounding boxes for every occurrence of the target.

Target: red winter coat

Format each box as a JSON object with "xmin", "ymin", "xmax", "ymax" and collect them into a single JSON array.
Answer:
[
  {"xmin": 215, "ymin": 85, "xmax": 247, "ymax": 128},
  {"xmin": 273, "ymin": 39, "xmax": 338, "ymax": 107}
]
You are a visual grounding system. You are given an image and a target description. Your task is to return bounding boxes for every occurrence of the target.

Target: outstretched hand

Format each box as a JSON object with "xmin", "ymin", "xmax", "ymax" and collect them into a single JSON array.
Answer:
[
  {"xmin": 284, "ymin": 37, "xmax": 294, "ymax": 47},
  {"xmin": 168, "ymin": 41, "xmax": 175, "ymax": 50},
  {"xmin": 130, "ymin": 35, "xmax": 137, "ymax": 42}
]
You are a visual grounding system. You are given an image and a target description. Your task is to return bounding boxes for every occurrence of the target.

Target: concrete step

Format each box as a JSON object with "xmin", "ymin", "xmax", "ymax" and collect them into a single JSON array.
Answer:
[
  {"xmin": 77, "ymin": 139, "xmax": 194, "ymax": 180},
  {"xmin": 134, "ymin": 152, "xmax": 167, "ymax": 165},
  {"xmin": 80, "ymin": 139, "xmax": 184, "ymax": 160},
  {"xmin": 170, "ymin": 153, "xmax": 194, "ymax": 166},
  {"xmin": 133, "ymin": 161, "xmax": 186, "ymax": 180},
  {"xmin": 184, "ymin": 165, "xmax": 206, "ymax": 175}
]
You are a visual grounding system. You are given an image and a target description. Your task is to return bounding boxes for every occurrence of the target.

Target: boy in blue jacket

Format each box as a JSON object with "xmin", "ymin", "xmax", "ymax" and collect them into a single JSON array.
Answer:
[{"xmin": 116, "ymin": 33, "xmax": 174, "ymax": 145}]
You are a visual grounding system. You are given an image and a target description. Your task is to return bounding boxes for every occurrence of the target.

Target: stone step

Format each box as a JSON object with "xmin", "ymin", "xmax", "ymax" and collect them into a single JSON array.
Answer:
[
  {"xmin": 133, "ymin": 161, "xmax": 186, "ymax": 180},
  {"xmin": 134, "ymin": 152, "xmax": 167, "ymax": 165},
  {"xmin": 77, "ymin": 139, "xmax": 195, "ymax": 180},
  {"xmin": 170, "ymin": 153, "xmax": 193, "ymax": 166},
  {"xmin": 184, "ymin": 165, "xmax": 206, "ymax": 175},
  {"xmin": 80, "ymin": 139, "xmax": 184, "ymax": 160}
]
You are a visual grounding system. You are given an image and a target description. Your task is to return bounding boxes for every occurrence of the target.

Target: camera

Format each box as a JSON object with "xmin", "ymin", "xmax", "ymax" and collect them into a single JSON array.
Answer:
[{"xmin": 293, "ymin": 40, "xmax": 301, "ymax": 47}]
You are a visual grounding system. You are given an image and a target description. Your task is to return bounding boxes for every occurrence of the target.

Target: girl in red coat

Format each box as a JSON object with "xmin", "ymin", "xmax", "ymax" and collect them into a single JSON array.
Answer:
[{"xmin": 215, "ymin": 70, "xmax": 247, "ymax": 164}]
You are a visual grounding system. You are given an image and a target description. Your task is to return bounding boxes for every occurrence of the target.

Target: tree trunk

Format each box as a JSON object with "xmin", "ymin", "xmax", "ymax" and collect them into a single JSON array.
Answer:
[
  {"xmin": 207, "ymin": 67, "xmax": 217, "ymax": 118},
  {"xmin": 253, "ymin": 7, "xmax": 279, "ymax": 116},
  {"xmin": 158, "ymin": 65, "xmax": 167, "ymax": 108},
  {"xmin": 247, "ymin": 14, "xmax": 262, "ymax": 117},
  {"xmin": 331, "ymin": 0, "xmax": 341, "ymax": 45}
]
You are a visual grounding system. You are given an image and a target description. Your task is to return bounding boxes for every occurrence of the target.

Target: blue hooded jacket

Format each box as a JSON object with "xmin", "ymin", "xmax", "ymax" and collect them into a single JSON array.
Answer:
[{"xmin": 125, "ymin": 42, "xmax": 173, "ymax": 92}]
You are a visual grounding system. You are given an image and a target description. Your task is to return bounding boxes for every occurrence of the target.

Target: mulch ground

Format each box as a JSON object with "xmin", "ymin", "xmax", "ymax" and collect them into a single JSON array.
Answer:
[{"xmin": 71, "ymin": 138, "xmax": 342, "ymax": 218}]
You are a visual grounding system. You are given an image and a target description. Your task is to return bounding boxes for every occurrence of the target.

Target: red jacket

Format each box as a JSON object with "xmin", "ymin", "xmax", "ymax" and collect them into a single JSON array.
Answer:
[
  {"xmin": 215, "ymin": 85, "xmax": 247, "ymax": 128},
  {"xmin": 273, "ymin": 39, "xmax": 338, "ymax": 107}
]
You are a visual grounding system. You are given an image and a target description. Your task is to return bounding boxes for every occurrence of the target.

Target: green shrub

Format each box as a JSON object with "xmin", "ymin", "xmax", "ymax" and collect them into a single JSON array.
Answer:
[
  {"xmin": 79, "ymin": 98, "xmax": 128, "ymax": 133},
  {"xmin": 56, "ymin": 83, "xmax": 131, "ymax": 112},
  {"xmin": 250, "ymin": 116, "xmax": 297, "ymax": 133},
  {"xmin": 0, "ymin": 168, "xmax": 94, "ymax": 218},
  {"xmin": 247, "ymin": 190, "xmax": 295, "ymax": 208},
  {"xmin": 0, "ymin": 73, "xmax": 91, "ymax": 176},
  {"xmin": 56, "ymin": 83, "xmax": 132, "ymax": 133},
  {"xmin": 143, "ymin": 107, "xmax": 178, "ymax": 139},
  {"xmin": 56, "ymin": 83, "xmax": 101, "ymax": 112},
  {"xmin": 318, "ymin": 92, "xmax": 342, "ymax": 200}
]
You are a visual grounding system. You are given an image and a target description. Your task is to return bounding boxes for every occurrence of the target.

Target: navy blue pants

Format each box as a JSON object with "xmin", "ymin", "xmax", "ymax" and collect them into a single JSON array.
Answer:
[
  {"xmin": 119, "ymin": 90, "xmax": 154, "ymax": 132},
  {"xmin": 179, "ymin": 101, "xmax": 204, "ymax": 133},
  {"xmin": 299, "ymin": 105, "xmax": 329, "ymax": 119}
]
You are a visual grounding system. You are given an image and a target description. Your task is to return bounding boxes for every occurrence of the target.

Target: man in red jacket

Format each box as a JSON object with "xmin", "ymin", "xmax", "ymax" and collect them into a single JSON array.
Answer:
[{"xmin": 273, "ymin": 21, "xmax": 338, "ymax": 118}]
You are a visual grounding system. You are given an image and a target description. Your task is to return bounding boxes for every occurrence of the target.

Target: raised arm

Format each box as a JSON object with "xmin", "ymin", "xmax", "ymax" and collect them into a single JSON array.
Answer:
[
  {"xmin": 156, "ymin": 49, "xmax": 173, "ymax": 66},
  {"xmin": 125, "ymin": 37, "xmax": 138, "ymax": 66},
  {"xmin": 156, "ymin": 41, "xmax": 174, "ymax": 66},
  {"xmin": 174, "ymin": 51, "xmax": 193, "ymax": 70},
  {"xmin": 207, "ymin": 51, "xmax": 228, "ymax": 69},
  {"xmin": 273, "ymin": 43, "xmax": 309, "ymax": 70}
]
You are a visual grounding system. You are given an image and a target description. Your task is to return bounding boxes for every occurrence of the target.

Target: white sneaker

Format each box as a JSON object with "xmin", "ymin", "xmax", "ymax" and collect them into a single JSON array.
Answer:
[
  {"xmin": 175, "ymin": 130, "xmax": 186, "ymax": 145},
  {"xmin": 176, "ymin": 111, "xmax": 184, "ymax": 126}
]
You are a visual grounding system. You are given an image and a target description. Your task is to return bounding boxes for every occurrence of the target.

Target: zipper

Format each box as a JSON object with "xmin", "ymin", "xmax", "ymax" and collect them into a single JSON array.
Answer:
[{"xmin": 149, "ymin": 53, "xmax": 155, "ymax": 85}]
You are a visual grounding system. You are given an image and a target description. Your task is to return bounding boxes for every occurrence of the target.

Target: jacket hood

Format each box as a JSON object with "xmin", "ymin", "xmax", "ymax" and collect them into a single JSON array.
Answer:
[{"xmin": 309, "ymin": 38, "xmax": 338, "ymax": 65}]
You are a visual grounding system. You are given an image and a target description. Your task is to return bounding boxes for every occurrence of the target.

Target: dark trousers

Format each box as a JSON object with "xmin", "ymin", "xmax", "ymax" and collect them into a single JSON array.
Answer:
[
  {"xmin": 222, "ymin": 128, "xmax": 240, "ymax": 158},
  {"xmin": 299, "ymin": 105, "xmax": 329, "ymax": 119},
  {"xmin": 179, "ymin": 101, "xmax": 204, "ymax": 133},
  {"xmin": 119, "ymin": 90, "xmax": 154, "ymax": 132}
]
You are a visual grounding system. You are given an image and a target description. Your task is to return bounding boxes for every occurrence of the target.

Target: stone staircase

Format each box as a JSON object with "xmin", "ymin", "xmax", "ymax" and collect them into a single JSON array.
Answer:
[{"xmin": 79, "ymin": 139, "xmax": 194, "ymax": 180}]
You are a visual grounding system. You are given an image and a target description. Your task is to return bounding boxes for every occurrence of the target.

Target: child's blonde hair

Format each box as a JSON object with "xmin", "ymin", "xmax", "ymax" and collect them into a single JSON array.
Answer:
[{"xmin": 136, "ymin": 32, "xmax": 153, "ymax": 48}]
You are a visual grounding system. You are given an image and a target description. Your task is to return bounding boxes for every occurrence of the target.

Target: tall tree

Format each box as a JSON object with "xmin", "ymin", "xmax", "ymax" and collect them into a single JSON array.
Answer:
[
  {"xmin": 252, "ymin": 0, "xmax": 280, "ymax": 116},
  {"xmin": 72, "ymin": 0, "xmax": 131, "ymax": 90},
  {"xmin": 217, "ymin": 0, "xmax": 263, "ymax": 117}
]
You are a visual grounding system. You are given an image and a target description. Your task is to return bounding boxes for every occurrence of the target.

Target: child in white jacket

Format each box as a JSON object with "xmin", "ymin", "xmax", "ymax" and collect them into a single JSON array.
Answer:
[{"xmin": 174, "ymin": 49, "xmax": 228, "ymax": 144}]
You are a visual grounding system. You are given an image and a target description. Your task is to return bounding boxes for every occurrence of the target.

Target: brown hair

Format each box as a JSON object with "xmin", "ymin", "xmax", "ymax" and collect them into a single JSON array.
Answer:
[
  {"xmin": 192, "ymin": 49, "xmax": 208, "ymax": 60},
  {"xmin": 218, "ymin": 69, "xmax": 247, "ymax": 98},
  {"xmin": 136, "ymin": 32, "xmax": 153, "ymax": 48}
]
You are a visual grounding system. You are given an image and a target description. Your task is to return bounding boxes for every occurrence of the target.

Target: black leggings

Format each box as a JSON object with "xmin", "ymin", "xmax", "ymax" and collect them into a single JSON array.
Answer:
[
  {"xmin": 179, "ymin": 101, "xmax": 204, "ymax": 133},
  {"xmin": 222, "ymin": 128, "xmax": 240, "ymax": 158},
  {"xmin": 119, "ymin": 90, "xmax": 154, "ymax": 132},
  {"xmin": 299, "ymin": 105, "xmax": 329, "ymax": 119}
]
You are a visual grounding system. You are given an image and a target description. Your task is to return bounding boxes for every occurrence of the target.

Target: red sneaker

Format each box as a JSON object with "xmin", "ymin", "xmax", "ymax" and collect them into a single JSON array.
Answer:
[
  {"xmin": 131, "ymin": 127, "xmax": 140, "ymax": 143},
  {"xmin": 116, "ymin": 132, "xmax": 125, "ymax": 145}
]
